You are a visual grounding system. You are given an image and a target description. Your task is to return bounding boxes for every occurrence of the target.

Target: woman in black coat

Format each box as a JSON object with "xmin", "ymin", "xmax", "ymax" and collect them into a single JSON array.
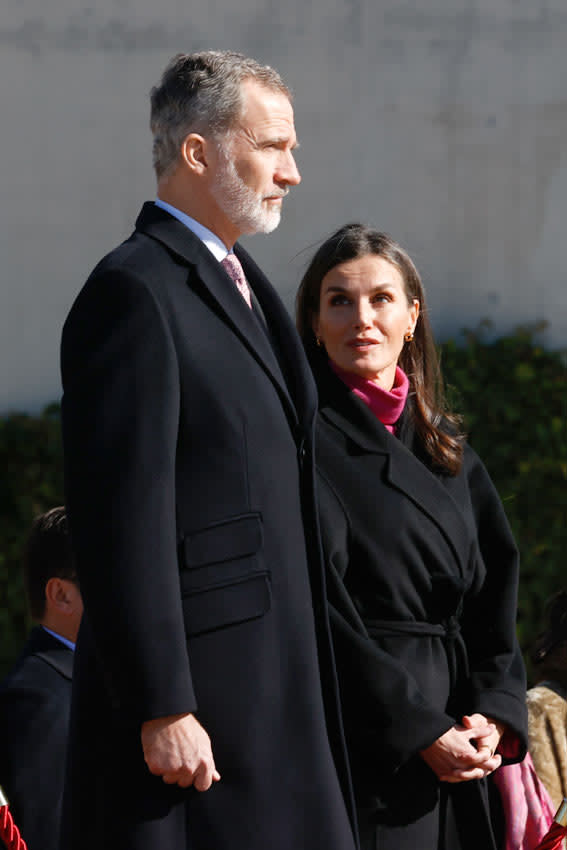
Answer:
[{"xmin": 296, "ymin": 224, "xmax": 528, "ymax": 850}]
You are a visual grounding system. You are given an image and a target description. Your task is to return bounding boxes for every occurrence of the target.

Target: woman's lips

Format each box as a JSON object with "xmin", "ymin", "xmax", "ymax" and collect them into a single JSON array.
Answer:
[{"xmin": 347, "ymin": 338, "xmax": 379, "ymax": 348}]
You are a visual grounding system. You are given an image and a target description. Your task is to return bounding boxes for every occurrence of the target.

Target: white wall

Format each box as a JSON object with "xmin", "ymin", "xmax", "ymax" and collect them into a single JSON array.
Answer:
[{"xmin": 1, "ymin": 0, "xmax": 566, "ymax": 412}]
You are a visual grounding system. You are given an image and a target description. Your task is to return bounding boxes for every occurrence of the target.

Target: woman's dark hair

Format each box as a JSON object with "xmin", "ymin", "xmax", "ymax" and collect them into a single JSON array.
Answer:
[{"xmin": 296, "ymin": 223, "xmax": 464, "ymax": 474}]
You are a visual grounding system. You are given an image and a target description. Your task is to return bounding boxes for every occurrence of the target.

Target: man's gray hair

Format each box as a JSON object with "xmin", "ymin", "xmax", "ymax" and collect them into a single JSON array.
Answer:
[{"xmin": 150, "ymin": 50, "xmax": 292, "ymax": 179}]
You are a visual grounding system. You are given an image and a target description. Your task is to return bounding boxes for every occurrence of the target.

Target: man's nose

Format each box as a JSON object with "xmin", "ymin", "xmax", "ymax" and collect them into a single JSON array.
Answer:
[{"xmin": 276, "ymin": 151, "xmax": 301, "ymax": 186}]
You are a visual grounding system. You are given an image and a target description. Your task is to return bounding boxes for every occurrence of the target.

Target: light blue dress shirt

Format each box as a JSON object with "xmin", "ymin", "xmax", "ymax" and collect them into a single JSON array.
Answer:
[
  {"xmin": 154, "ymin": 198, "xmax": 231, "ymax": 261},
  {"xmin": 42, "ymin": 625, "xmax": 76, "ymax": 651}
]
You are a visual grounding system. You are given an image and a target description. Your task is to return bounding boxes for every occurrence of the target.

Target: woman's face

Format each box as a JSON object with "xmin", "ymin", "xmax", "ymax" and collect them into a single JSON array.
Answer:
[{"xmin": 312, "ymin": 254, "xmax": 419, "ymax": 389}]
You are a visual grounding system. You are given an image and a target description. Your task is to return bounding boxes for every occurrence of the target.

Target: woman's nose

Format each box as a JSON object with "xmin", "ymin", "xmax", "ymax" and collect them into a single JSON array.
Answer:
[{"xmin": 353, "ymin": 301, "xmax": 373, "ymax": 329}]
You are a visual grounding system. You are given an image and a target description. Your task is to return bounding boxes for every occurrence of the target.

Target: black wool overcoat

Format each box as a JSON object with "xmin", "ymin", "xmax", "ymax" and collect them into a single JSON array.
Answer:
[
  {"xmin": 0, "ymin": 626, "xmax": 74, "ymax": 850},
  {"xmin": 59, "ymin": 204, "xmax": 357, "ymax": 850},
  {"xmin": 311, "ymin": 358, "xmax": 528, "ymax": 850}
]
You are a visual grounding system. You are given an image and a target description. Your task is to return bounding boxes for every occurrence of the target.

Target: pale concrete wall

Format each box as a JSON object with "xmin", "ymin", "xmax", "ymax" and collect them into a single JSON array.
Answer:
[{"xmin": 1, "ymin": 0, "xmax": 566, "ymax": 412}]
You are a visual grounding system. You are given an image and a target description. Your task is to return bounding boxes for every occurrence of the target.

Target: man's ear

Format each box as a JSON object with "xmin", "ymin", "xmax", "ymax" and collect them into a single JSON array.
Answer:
[
  {"xmin": 181, "ymin": 133, "xmax": 209, "ymax": 174},
  {"xmin": 45, "ymin": 577, "xmax": 74, "ymax": 613}
]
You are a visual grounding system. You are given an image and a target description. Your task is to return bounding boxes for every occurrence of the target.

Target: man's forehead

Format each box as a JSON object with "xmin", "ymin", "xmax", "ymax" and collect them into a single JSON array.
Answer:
[
  {"xmin": 239, "ymin": 77, "xmax": 291, "ymax": 104},
  {"xmin": 237, "ymin": 79, "xmax": 295, "ymax": 126}
]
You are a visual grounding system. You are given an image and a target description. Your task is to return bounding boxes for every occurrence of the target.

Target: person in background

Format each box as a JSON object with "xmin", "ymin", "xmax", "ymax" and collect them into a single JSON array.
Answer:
[
  {"xmin": 0, "ymin": 506, "xmax": 82, "ymax": 850},
  {"xmin": 527, "ymin": 590, "xmax": 567, "ymax": 809},
  {"xmin": 489, "ymin": 592, "xmax": 567, "ymax": 849},
  {"xmin": 59, "ymin": 50, "xmax": 356, "ymax": 850},
  {"xmin": 296, "ymin": 223, "xmax": 528, "ymax": 850}
]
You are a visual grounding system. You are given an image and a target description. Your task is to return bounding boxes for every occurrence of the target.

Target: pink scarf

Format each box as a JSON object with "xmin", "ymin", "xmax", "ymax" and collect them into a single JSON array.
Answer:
[
  {"xmin": 330, "ymin": 363, "xmax": 409, "ymax": 433},
  {"xmin": 492, "ymin": 749, "xmax": 556, "ymax": 850}
]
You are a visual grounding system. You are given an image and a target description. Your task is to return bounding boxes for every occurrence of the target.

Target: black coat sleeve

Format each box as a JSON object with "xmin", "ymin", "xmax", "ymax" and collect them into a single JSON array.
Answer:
[
  {"xmin": 61, "ymin": 263, "xmax": 196, "ymax": 721},
  {"xmin": 459, "ymin": 445, "xmax": 528, "ymax": 761}
]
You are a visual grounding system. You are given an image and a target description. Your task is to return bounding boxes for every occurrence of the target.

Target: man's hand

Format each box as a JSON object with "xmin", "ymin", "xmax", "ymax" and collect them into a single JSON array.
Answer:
[
  {"xmin": 141, "ymin": 712, "xmax": 221, "ymax": 791},
  {"xmin": 419, "ymin": 717, "xmax": 501, "ymax": 783}
]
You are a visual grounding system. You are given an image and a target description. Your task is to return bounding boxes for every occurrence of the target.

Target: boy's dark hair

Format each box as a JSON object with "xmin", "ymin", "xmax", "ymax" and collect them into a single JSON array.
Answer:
[{"xmin": 23, "ymin": 506, "xmax": 76, "ymax": 621}]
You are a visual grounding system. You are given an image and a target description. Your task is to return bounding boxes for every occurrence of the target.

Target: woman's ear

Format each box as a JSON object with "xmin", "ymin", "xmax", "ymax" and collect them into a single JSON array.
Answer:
[{"xmin": 410, "ymin": 299, "xmax": 420, "ymax": 333}]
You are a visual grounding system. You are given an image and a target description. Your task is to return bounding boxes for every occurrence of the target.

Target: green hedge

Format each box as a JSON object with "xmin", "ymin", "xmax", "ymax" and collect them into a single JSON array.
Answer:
[
  {"xmin": 440, "ymin": 321, "xmax": 567, "ymax": 681},
  {"xmin": 0, "ymin": 324, "xmax": 565, "ymax": 681},
  {"xmin": 0, "ymin": 404, "xmax": 64, "ymax": 675}
]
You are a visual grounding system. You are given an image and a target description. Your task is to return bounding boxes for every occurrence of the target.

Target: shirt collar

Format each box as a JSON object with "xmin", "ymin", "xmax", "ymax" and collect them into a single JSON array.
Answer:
[
  {"xmin": 154, "ymin": 198, "xmax": 230, "ymax": 261},
  {"xmin": 41, "ymin": 625, "xmax": 76, "ymax": 651}
]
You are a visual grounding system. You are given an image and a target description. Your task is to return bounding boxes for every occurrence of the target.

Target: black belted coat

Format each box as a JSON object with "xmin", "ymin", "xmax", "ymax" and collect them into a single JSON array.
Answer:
[{"xmin": 312, "ymin": 359, "xmax": 528, "ymax": 850}]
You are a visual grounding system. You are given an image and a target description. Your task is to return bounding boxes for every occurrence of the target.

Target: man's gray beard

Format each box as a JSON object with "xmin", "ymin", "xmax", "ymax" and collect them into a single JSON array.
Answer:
[{"xmin": 210, "ymin": 151, "xmax": 282, "ymax": 236}]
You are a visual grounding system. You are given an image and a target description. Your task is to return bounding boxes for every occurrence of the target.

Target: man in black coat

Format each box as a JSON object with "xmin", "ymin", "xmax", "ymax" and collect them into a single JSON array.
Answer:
[
  {"xmin": 0, "ymin": 507, "xmax": 82, "ymax": 850},
  {"xmin": 60, "ymin": 51, "xmax": 356, "ymax": 850}
]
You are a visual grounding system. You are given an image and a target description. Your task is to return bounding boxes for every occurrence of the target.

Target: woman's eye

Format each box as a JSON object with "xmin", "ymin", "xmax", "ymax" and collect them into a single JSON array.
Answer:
[
  {"xmin": 329, "ymin": 295, "xmax": 351, "ymax": 306},
  {"xmin": 372, "ymin": 294, "xmax": 389, "ymax": 303}
]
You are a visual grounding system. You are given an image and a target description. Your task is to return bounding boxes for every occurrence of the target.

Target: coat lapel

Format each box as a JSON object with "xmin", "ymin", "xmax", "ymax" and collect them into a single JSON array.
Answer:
[
  {"xmin": 135, "ymin": 203, "xmax": 300, "ymax": 425},
  {"xmin": 317, "ymin": 363, "xmax": 473, "ymax": 578},
  {"xmin": 384, "ymin": 440, "xmax": 473, "ymax": 580},
  {"xmin": 235, "ymin": 243, "xmax": 317, "ymax": 431},
  {"xmin": 25, "ymin": 626, "xmax": 74, "ymax": 680}
]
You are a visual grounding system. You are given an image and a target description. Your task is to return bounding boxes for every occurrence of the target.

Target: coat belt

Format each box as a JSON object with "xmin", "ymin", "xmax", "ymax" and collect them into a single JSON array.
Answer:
[
  {"xmin": 366, "ymin": 616, "xmax": 467, "ymax": 708},
  {"xmin": 366, "ymin": 618, "xmax": 460, "ymax": 640}
]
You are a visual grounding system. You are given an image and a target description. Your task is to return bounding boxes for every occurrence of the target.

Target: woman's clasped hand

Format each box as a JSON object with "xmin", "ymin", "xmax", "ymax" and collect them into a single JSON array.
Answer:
[{"xmin": 420, "ymin": 714, "xmax": 503, "ymax": 783}]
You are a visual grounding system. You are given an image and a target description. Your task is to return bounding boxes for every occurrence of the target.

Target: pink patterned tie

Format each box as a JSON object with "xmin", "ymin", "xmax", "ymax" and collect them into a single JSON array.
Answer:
[{"xmin": 221, "ymin": 253, "xmax": 252, "ymax": 309}]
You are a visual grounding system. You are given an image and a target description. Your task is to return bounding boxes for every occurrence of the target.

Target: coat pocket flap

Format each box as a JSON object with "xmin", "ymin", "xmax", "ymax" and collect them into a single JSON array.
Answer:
[
  {"xmin": 182, "ymin": 513, "xmax": 263, "ymax": 568},
  {"xmin": 182, "ymin": 573, "xmax": 271, "ymax": 637}
]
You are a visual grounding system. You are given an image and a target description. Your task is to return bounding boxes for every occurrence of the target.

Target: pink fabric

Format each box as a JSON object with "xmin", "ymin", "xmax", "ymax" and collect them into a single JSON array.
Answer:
[
  {"xmin": 499, "ymin": 729, "xmax": 524, "ymax": 762},
  {"xmin": 492, "ymin": 752, "xmax": 556, "ymax": 850},
  {"xmin": 330, "ymin": 363, "xmax": 409, "ymax": 432},
  {"xmin": 221, "ymin": 253, "xmax": 252, "ymax": 308}
]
